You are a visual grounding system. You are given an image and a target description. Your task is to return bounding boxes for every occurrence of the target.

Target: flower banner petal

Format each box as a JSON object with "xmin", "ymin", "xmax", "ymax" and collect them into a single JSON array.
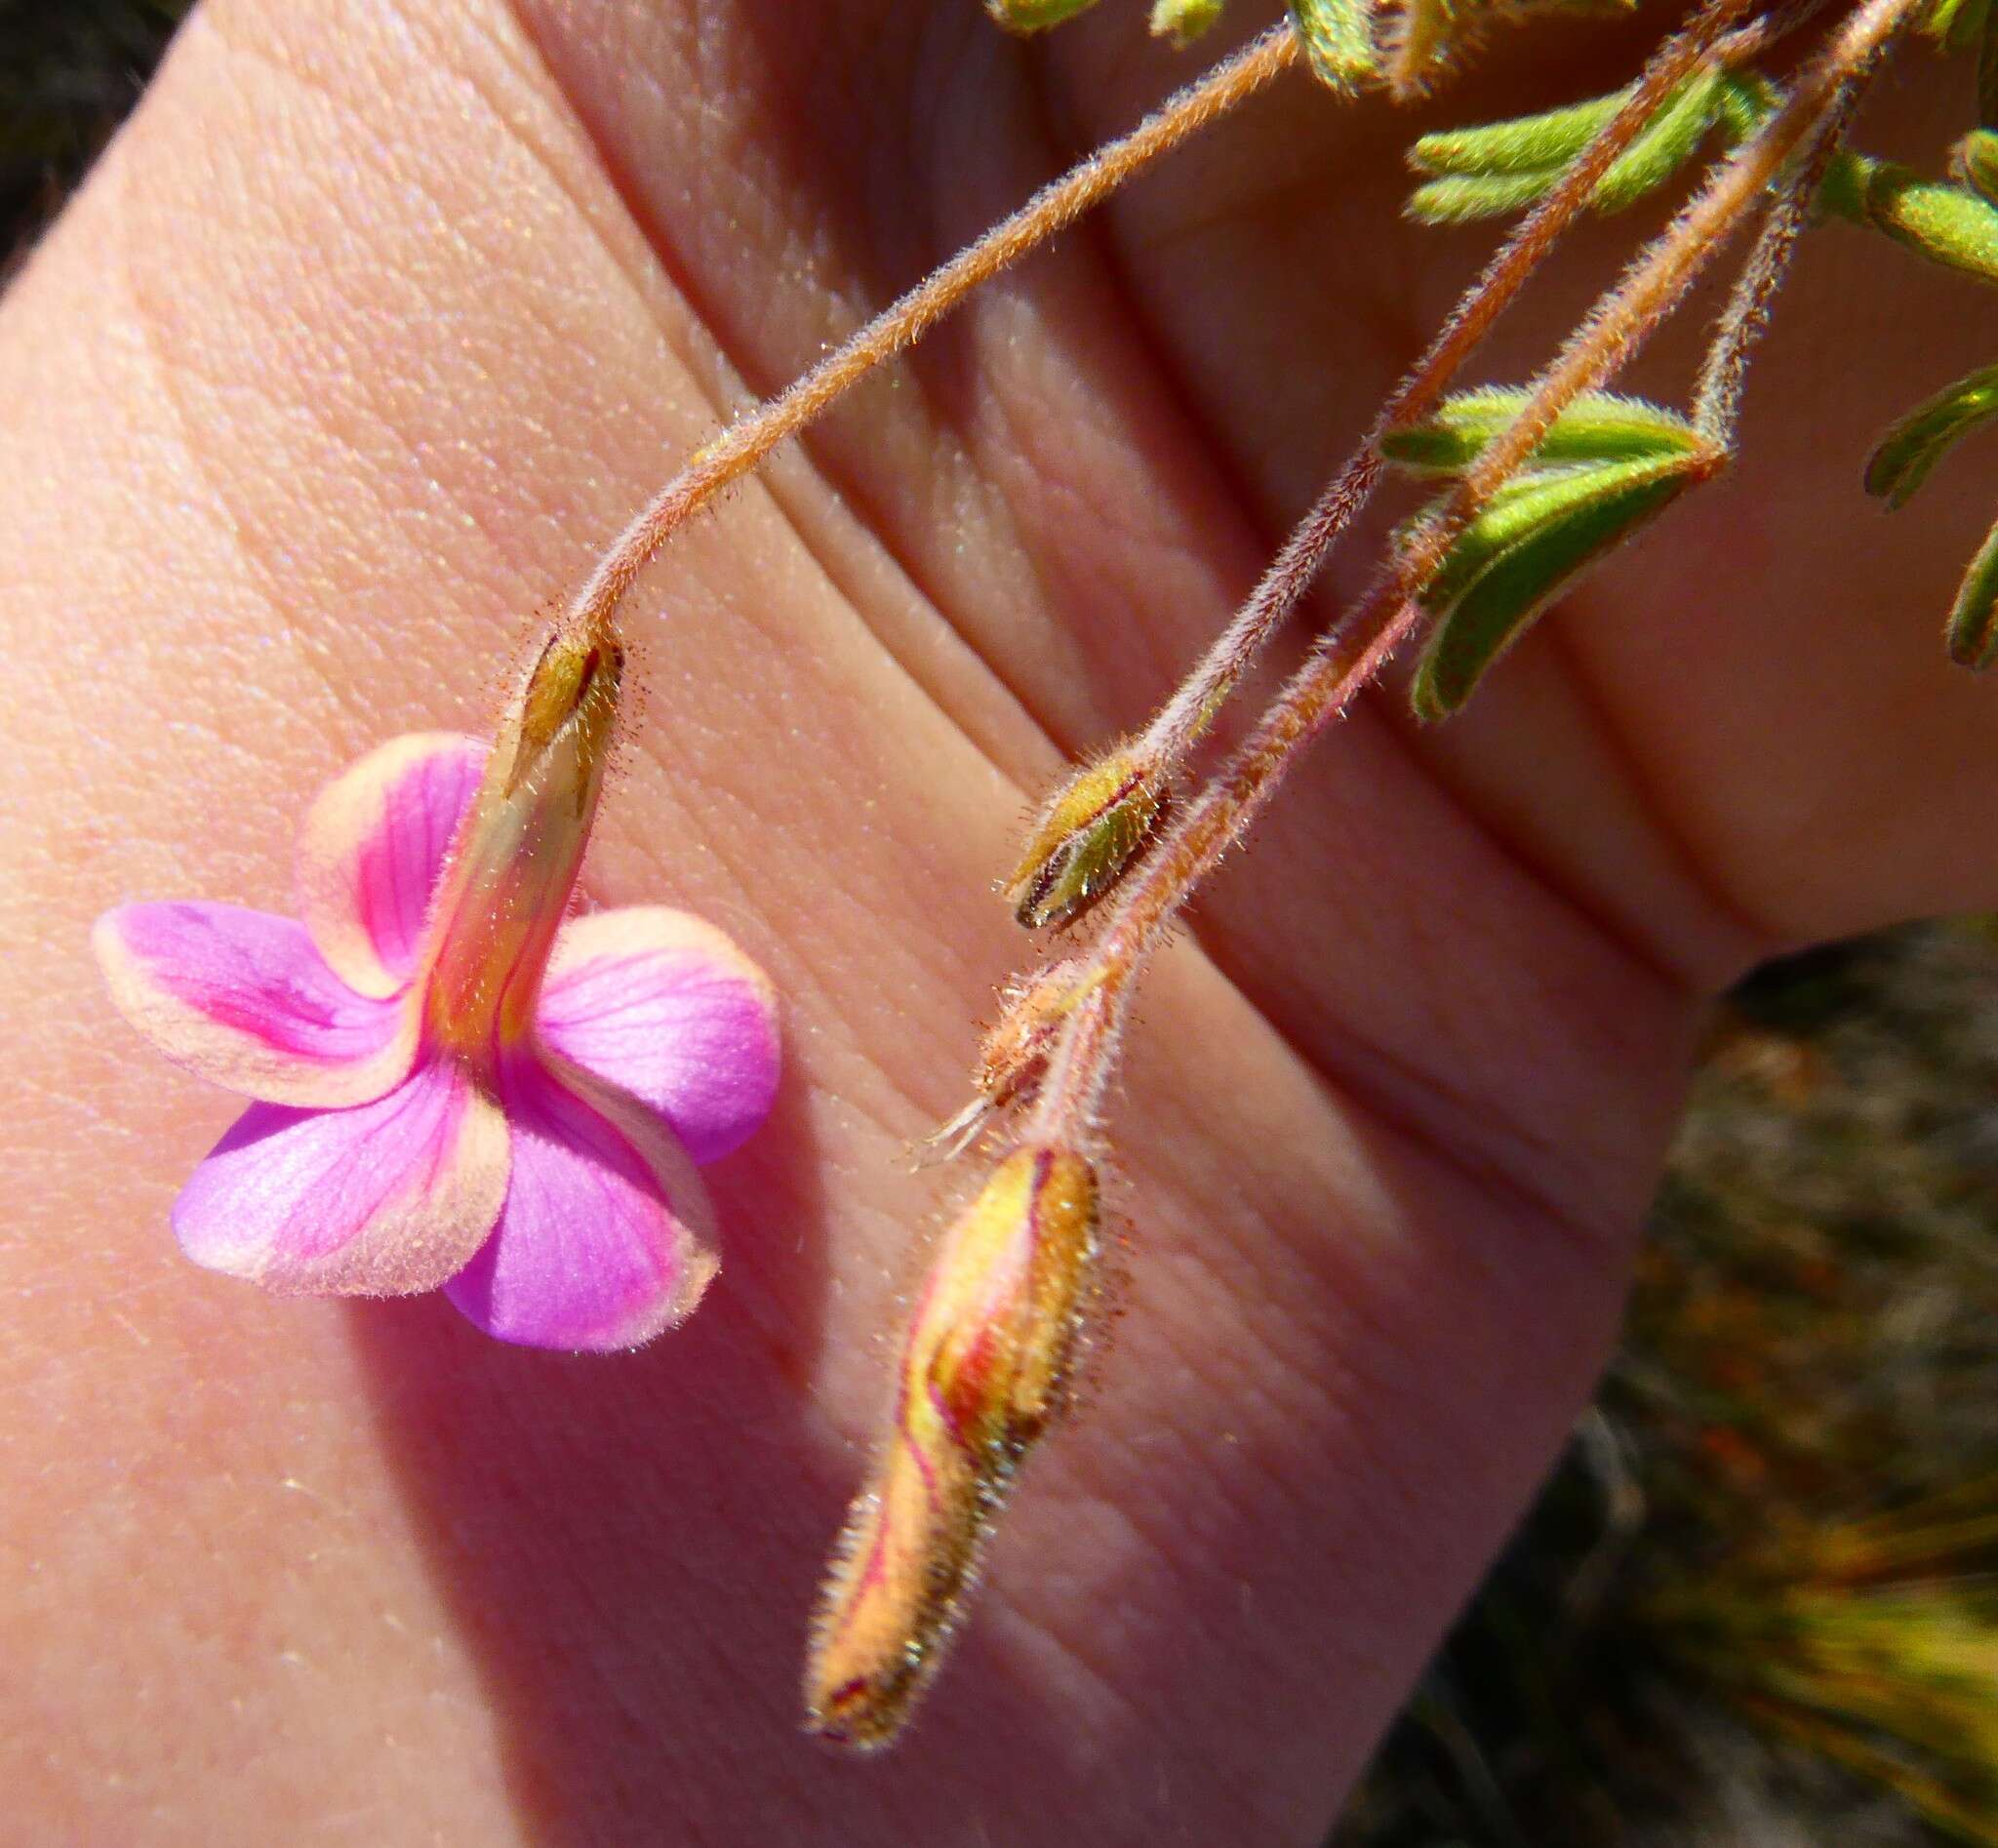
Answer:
[
  {"xmin": 444, "ymin": 1052, "xmax": 719, "ymax": 1351},
  {"xmin": 295, "ymin": 732, "xmax": 486, "ymax": 998},
  {"xmin": 173, "ymin": 1058, "xmax": 510, "ymax": 1296},
  {"xmin": 94, "ymin": 902, "xmax": 416, "ymax": 1107},
  {"xmin": 537, "ymin": 907, "xmax": 780, "ymax": 1165}
]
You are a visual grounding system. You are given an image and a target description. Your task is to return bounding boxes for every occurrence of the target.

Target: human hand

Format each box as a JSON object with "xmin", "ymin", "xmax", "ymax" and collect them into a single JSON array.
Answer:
[{"xmin": 3, "ymin": 3, "xmax": 1993, "ymax": 1839}]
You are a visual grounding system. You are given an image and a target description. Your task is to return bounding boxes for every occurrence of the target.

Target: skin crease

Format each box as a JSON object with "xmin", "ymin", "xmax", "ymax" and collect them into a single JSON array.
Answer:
[{"xmin": 3, "ymin": 0, "xmax": 1997, "ymax": 1838}]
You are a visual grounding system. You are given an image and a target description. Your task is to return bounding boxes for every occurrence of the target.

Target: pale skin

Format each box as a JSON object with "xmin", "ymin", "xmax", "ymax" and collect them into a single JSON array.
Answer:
[{"xmin": 3, "ymin": 0, "xmax": 1995, "ymax": 1840}]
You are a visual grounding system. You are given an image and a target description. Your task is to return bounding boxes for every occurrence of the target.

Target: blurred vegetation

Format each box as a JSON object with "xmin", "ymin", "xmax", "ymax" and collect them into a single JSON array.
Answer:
[
  {"xmin": 9, "ymin": 4, "xmax": 1996, "ymax": 1841},
  {"xmin": 1339, "ymin": 924, "xmax": 1998, "ymax": 1846}
]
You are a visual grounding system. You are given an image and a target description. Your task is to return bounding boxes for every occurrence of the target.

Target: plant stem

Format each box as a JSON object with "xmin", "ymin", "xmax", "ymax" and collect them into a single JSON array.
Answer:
[
  {"xmin": 1034, "ymin": 0, "xmax": 1920, "ymax": 1143},
  {"xmin": 567, "ymin": 23, "xmax": 1301, "ymax": 638},
  {"xmin": 1693, "ymin": 75, "xmax": 1866, "ymax": 444},
  {"xmin": 1139, "ymin": 0, "xmax": 1761, "ymax": 783}
]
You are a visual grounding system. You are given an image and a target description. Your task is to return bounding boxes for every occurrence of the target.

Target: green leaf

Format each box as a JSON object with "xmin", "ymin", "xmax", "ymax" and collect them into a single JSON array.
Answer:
[
  {"xmin": 1383, "ymin": 388, "xmax": 1706, "ymax": 475},
  {"xmin": 1411, "ymin": 451, "xmax": 1718, "ymax": 720},
  {"xmin": 1410, "ymin": 88, "xmax": 1630, "ymax": 178},
  {"xmin": 1828, "ymin": 155, "xmax": 1998, "ymax": 287},
  {"xmin": 1958, "ymin": 130, "xmax": 1998, "ymax": 204},
  {"xmin": 1408, "ymin": 170, "xmax": 1571, "ymax": 223},
  {"xmin": 1716, "ymin": 71, "xmax": 1778, "ymax": 141},
  {"xmin": 1151, "ymin": 0, "xmax": 1225, "ymax": 45},
  {"xmin": 1947, "ymin": 514, "xmax": 1998, "ymax": 667},
  {"xmin": 983, "ymin": 0, "xmax": 1102, "ymax": 30},
  {"xmin": 1289, "ymin": 0, "xmax": 1377, "ymax": 90},
  {"xmin": 1588, "ymin": 66, "xmax": 1729, "ymax": 213},
  {"xmin": 1863, "ymin": 364, "xmax": 1998, "ymax": 507},
  {"xmin": 1406, "ymin": 69, "xmax": 1727, "ymax": 224},
  {"xmin": 1918, "ymin": 0, "xmax": 1990, "ymax": 49}
]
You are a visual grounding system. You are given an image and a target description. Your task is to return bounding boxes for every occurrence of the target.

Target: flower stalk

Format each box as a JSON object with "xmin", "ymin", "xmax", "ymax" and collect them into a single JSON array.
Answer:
[
  {"xmin": 566, "ymin": 24, "xmax": 1302, "ymax": 641},
  {"xmin": 1017, "ymin": 0, "xmax": 1923, "ymax": 1143},
  {"xmin": 1004, "ymin": 0, "xmax": 1765, "ymax": 926}
]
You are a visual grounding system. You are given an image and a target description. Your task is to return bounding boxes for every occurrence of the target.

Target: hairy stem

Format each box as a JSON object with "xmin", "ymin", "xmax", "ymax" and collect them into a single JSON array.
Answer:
[
  {"xmin": 1139, "ymin": 0, "xmax": 1761, "ymax": 781},
  {"xmin": 1693, "ymin": 74, "xmax": 1865, "ymax": 444},
  {"xmin": 566, "ymin": 23, "xmax": 1301, "ymax": 636},
  {"xmin": 1035, "ymin": 0, "xmax": 1919, "ymax": 1143}
]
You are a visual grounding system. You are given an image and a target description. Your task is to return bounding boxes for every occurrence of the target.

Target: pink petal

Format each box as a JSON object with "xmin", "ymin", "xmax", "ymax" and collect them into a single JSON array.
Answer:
[
  {"xmin": 295, "ymin": 733, "xmax": 486, "ymax": 999},
  {"xmin": 94, "ymin": 903, "xmax": 417, "ymax": 1107},
  {"xmin": 444, "ymin": 1052, "xmax": 719, "ymax": 1351},
  {"xmin": 537, "ymin": 907, "xmax": 780, "ymax": 1165},
  {"xmin": 173, "ymin": 1057, "xmax": 509, "ymax": 1296}
]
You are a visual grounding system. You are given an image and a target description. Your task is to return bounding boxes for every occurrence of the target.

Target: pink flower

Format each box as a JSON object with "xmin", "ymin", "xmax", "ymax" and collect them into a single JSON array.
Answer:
[{"xmin": 93, "ymin": 623, "xmax": 779, "ymax": 1350}]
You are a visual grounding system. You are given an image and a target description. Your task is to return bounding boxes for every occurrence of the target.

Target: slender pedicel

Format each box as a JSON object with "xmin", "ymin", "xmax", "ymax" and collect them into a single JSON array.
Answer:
[
  {"xmin": 566, "ymin": 25, "xmax": 1302, "ymax": 640},
  {"xmin": 1006, "ymin": 0, "xmax": 1761, "ymax": 920},
  {"xmin": 1032, "ymin": 0, "xmax": 1923, "ymax": 1147}
]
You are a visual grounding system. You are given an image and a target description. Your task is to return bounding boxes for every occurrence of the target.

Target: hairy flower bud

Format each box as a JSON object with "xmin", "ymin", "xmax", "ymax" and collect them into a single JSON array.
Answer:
[
  {"xmin": 423, "ymin": 619, "xmax": 624, "ymax": 1059},
  {"xmin": 1004, "ymin": 742, "xmax": 1166, "ymax": 931},
  {"xmin": 806, "ymin": 1145, "xmax": 1103, "ymax": 1750}
]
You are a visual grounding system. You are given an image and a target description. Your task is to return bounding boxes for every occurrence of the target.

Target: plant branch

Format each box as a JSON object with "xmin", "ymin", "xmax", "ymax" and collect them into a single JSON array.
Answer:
[
  {"xmin": 1139, "ymin": 0, "xmax": 1763, "ymax": 783},
  {"xmin": 567, "ymin": 22, "xmax": 1301, "ymax": 638},
  {"xmin": 1031, "ymin": 0, "xmax": 1921, "ymax": 1144},
  {"xmin": 1693, "ymin": 68, "xmax": 1868, "ymax": 445}
]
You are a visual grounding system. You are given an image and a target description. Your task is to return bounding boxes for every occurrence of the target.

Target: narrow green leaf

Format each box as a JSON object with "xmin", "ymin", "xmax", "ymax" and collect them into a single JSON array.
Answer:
[
  {"xmin": 1958, "ymin": 130, "xmax": 1998, "ymax": 204},
  {"xmin": 1412, "ymin": 452, "xmax": 1716, "ymax": 720},
  {"xmin": 1406, "ymin": 70, "xmax": 1725, "ymax": 223},
  {"xmin": 1832, "ymin": 155, "xmax": 1998, "ymax": 287},
  {"xmin": 1382, "ymin": 388, "xmax": 1706, "ymax": 475},
  {"xmin": 1918, "ymin": 0, "xmax": 1990, "ymax": 49},
  {"xmin": 1716, "ymin": 72, "xmax": 1779, "ymax": 142},
  {"xmin": 1947, "ymin": 514, "xmax": 1998, "ymax": 666},
  {"xmin": 983, "ymin": 0, "xmax": 1102, "ymax": 30},
  {"xmin": 1151, "ymin": 0, "xmax": 1225, "ymax": 45},
  {"xmin": 1590, "ymin": 66, "xmax": 1727, "ymax": 213},
  {"xmin": 1290, "ymin": 0, "xmax": 1377, "ymax": 90},
  {"xmin": 1863, "ymin": 364, "xmax": 1998, "ymax": 507},
  {"xmin": 1410, "ymin": 88, "xmax": 1629, "ymax": 179},
  {"xmin": 1408, "ymin": 170, "xmax": 1566, "ymax": 223}
]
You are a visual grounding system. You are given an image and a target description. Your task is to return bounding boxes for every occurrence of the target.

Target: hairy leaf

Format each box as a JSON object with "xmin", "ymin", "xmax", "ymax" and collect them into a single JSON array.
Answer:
[
  {"xmin": 1151, "ymin": 0, "xmax": 1225, "ymax": 44},
  {"xmin": 1918, "ymin": 0, "xmax": 1990, "ymax": 49},
  {"xmin": 1948, "ymin": 514, "xmax": 1998, "ymax": 666},
  {"xmin": 1290, "ymin": 0, "xmax": 1377, "ymax": 89},
  {"xmin": 1407, "ymin": 68, "xmax": 1727, "ymax": 223},
  {"xmin": 1384, "ymin": 388, "xmax": 1706, "ymax": 476},
  {"xmin": 1716, "ymin": 70, "xmax": 1779, "ymax": 141},
  {"xmin": 1411, "ymin": 450, "xmax": 1718, "ymax": 720},
  {"xmin": 1956, "ymin": 130, "xmax": 1998, "ymax": 203},
  {"xmin": 1863, "ymin": 364, "xmax": 1998, "ymax": 508},
  {"xmin": 983, "ymin": 0, "xmax": 1102, "ymax": 29},
  {"xmin": 1409, "ymin": 88, "xmax": 1629, "ymax": 178},
  {"xmin": 1828, "ymin": 155, "xmax": 1998, "ymax": 287}
]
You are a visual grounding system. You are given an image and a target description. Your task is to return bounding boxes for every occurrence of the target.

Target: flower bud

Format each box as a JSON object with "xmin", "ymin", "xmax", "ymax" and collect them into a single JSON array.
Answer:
[
  {"xmin": 919, "ymin": 963, "xmax": 1099, "ymax": 1163},
  {"xmin": 423, "ymin": 617, "xmax": 624, "ymax": 1059},
  {"xmin": 806, "ymin": 1145, "xmax": 1102, "ymax": 1750},
  {"xmin": 1004, "ymin": 742, "xmax": 1166, "ymax": 931}
]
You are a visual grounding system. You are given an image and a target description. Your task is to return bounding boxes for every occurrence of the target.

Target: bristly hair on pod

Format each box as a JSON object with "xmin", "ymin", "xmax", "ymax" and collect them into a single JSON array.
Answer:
[{"xmin": 804, "ymin": 1145, "xmax": 1106, "ymax": 1750}]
